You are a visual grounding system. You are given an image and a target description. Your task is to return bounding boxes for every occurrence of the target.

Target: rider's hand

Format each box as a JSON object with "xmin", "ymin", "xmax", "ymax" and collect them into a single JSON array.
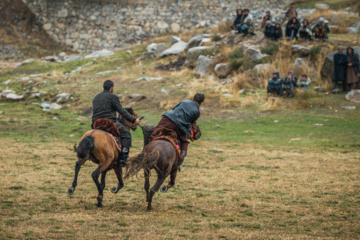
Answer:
[{"xmin": 135, "ymin": 118, "xmax": 141, "ymax": 125}]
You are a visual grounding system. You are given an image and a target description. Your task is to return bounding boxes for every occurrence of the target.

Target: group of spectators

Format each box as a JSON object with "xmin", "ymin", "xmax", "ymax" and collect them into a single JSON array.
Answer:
[
  {"xmin": 234, "ymin": 2, "xmax": 330, "ymax": 41},
  {"xmin": 333, "ymin": 47, "xmax": 359, "ymax": 93},
  {"xmin": 267, "ymin": 71, "xmax": 311, "ymax": 97}
]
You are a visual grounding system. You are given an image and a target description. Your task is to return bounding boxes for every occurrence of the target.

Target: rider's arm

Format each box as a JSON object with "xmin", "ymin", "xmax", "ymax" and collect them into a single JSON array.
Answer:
[{"xmin": 112, "ymin": 96, "xmax": 136, "ymax": 123}]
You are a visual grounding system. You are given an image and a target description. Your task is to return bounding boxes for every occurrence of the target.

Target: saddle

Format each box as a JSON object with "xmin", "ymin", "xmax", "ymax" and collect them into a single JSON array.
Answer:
[
  {"xmin": 152, "ymin": 127, "xmax": 181, "ymax": 159},
  {"xmin": 93, "ymin": 118, "xmax": 122, "ymax": 151}
]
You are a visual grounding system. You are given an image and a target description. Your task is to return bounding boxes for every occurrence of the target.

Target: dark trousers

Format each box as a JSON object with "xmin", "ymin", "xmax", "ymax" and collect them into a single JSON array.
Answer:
[
  {"xmin": 115, "ymin": 122, "xmax": 132, "ymax": 148},
  {"xmin": 150, "ymin": 116, "xmax": 190, "ymax": 151}
]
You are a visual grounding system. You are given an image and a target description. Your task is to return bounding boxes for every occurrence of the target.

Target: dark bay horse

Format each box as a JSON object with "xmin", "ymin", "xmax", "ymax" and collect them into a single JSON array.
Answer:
[
  {"xmin": 68, "ymin": 109, "xmax": 139, "ymax": 207},
  {"xmin": 125, "ymin": 123, "xmax": 201, "ymax": 211}
]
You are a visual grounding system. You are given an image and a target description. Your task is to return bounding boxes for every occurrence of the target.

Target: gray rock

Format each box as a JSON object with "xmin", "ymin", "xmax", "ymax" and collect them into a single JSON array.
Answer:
[
  {"xmin": 342, "ymin": 106, "xmax": 356, "ymax": 110},
  {"xmin": 1, "ymin": 90, "xmax": 15, "ymax": 97},
  {"xmin": 161, "ymin": 89, "xmax": 169, "ymax": 94},
  {"xmin": 128, "ymin": 93, "xmax": 146, "ymax": 101},
  {"xmin": 345, "ymin": 90, "xmax": 360, "ymax": 103},
  {"xmin": 315, "ymin": 3, "xmax": 329, "ymax": 9},
  {"xmin": 245, "ymin": 47, "xmax": 267, "ymax": 61},
  {"xmin": 170, "ymin": 23, "xmax": 181, "ymax": 33},
  {"xmin": 157, "ymin": 21, "xmax": 169, "ymax": 30},
  {"xmin": 5, "ymin": 93, "xmax": 24, "ymax": 101},
  {"xmin": 314, "ymin": 86, "xmax": 325, "ymax": 92},
  {"xmin": 294, "ymin": 58, "xmax": 307, "ymax": 68},
  {"xmin": 253, "ymin": 63, "xmax": 272, "ymax": 72},
  {"xmin": 200, "ymin": 38, "xmax": 211, "ymax": 46},
  {"xmin": 171, "ymin": 36, "xmax": 182, "ymax": 45},
  {"xmin": 58, "ymin": 8, "xmax": 68, "ymax": 18},
  {"xmin": 222, "ymin": 93, "xmax": 233, "ymax": 97},
  {"xmin": 135, "ymin": 77, "xmax": 163, "ymax": 82},
  {"xmin": 3, "ymin": 79, "xmax": 11, "ymax": 85},
  {"xmin": 126, "ymin": 50, "xmax": 132, "ymax": 54},
  {"xmin": 65, "ymin": 55, "xmax": 83, "ymax": 62},
  {"xmin": 55, "ymin": 93, "xmax": 71, "ymax": 103},
  {"xmin": 195, "ymin": 55, "xmax": 214, "ymax": 78},
  {"xmin": 348, "ymin": 22, "xmax": 360, "ymax": 34},
  {"xmin": 160, "ymin": 41, "xmax": 188, "ymax": 57},
  {"xmin": 50, "ymin": 103, "xmax": 62, "ymax": 110},
  {"xmin": 291, "ymin": 45, "xmax": 310, "ymax": 56},
  {"xmin": 214, "ymin": 63, "xmax": 231, "ymax": 78},
  {"xmin": 321, "ymin": 47, "xmax": 360, "ymax": 82},
  {"xmin": 186, "ymin": 46, "xmax": 211, "ymax": 68},
  {"xmin": 188, "ymin": 34, "xmax": 210, "ymax": 48},
  {"xmin": 84, "ymin": 49, "xmax": 114, "ymax": 59},
  {"xmin": 15, "ymin": 58, "xmax": 35, "ymax": 68},
  {"xmin": 30, "ymin": 91, "xmax": 48, "ymax": 99},
  {"xmin": 59, "ymin": 52, "xmax": 67, "ymax": 61}
]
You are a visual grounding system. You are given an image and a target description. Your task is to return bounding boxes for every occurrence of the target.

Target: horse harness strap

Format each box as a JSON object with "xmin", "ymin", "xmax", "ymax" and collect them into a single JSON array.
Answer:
[{"xmin": 153, "ymin": 136, "xmax": 181, "ymax": 160}]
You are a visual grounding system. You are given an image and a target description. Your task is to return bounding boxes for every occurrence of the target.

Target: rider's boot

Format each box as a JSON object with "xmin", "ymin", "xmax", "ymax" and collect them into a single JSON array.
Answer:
[
  {"xmin": 178, "ymin": 150, "xmax": 187, "ymax": 166},
  {"xmin": 118, "ymin": 147, "xmax": 129, "ymax": 167}
]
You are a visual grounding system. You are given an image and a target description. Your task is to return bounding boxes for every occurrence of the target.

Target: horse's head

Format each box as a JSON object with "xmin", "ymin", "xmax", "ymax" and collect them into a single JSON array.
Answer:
[
  {"xmin": 191, "ymin": 122, "xmax": 201, "ymax": 141},
  {"xmin": 118, "ymin": 108, "xmax": 139, "ymax": 131}
]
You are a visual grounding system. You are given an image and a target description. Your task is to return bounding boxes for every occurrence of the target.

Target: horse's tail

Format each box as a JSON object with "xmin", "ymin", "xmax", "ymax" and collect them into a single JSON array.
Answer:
[
  {"xmin": 124, "ymin": 150, "xmax": 160, "ymax": 179},
  {"xmin": 74, "ymin": 136, "xmax": 94, "ymax": 159}
]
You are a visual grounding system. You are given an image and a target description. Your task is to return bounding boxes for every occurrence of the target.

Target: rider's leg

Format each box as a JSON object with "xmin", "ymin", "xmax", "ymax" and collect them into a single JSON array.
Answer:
[{"xmin": 115, "ymin": 122, "xmax": 132, "ymax": 166}]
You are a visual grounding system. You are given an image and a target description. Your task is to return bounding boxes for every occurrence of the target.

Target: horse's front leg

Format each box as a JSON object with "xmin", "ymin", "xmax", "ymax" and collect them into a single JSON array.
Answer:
[
  {"xmin": 111, "ymin": 164, "xmax": 124, "ymax": 193},
  {"xmin": 148, "ymin": 173, "xmax": 168, "ymax": 211},
  {"xmin": 144, "ymin": 169, "xmax": 150, "ymax": 202},
  {"xmin": 100, "ymin": 171, "xmax": 107, "ymax": 190},
  {"xmin": 91, "ymin": 166, "xmax": 103, "ymax": 207},
  {"xmin": 68, "ymin": 160, "xmax": 81, "ymax": 195}
]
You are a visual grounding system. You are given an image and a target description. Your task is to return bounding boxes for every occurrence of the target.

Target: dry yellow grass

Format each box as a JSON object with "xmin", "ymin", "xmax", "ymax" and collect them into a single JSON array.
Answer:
[{"xmin": 1, "ymin": 135, "xmax": 359, "ymax": 239}]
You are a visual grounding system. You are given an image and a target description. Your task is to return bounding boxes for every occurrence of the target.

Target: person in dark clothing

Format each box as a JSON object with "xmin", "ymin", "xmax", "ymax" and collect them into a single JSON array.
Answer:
[
  {"xmin": 299, "ymin": 19, "xmax": 312, "ymax": 40},
  {"xmin": 271, "ymin": 23, "xmax": 283, "ymax": 41},
  {"xmin": 346, "ymin": 47, "xmax": 360, "ymax": 91},
  {"xmin": 286, "ymin": 17, "xmax": 300, "ymax": 40},
  {"xmin": 261, "ymin": 10, "xmax": 272, "ymax": 28},
  {"xmin": 150, "ymin": 93, "xmax": 205, "ymax": 166},
  {"xmin": 312, "ymin": 17, "xmax": 330, "ymax": 40},
  {"xmin": 332, "ymin": 47, "xmax": 347, "ymax": 94},
  {"xmin": 283, "ymin": 71, "xmax": 297, "ymax": 97},
  {"xmin": 264, "ymin": 20, "xmax": 274, "ymax": 39},
  {"xmin": 285, "ymin": 2, "xmax": 297, "ymax": 21},
  {"xmin": 233, "ymin": 9, "xmax": 243, "ymax": 29},
  {"xmin": 92, "ymin": 80, "xmax": 141, "ymax": 166},
  {"xmin": 268, "ymin": 71, "xmax": 283, "ymax": 96}
]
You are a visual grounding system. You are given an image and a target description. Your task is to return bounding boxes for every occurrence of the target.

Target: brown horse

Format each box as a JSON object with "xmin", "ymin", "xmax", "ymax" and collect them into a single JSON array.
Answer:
[
  {"xmin": 125, "ymin": 123, "xmax": 201, "ymax": 211},
  {"xmin": 67, "ymin": 108, "xmax": 139, "ymax": 207}
]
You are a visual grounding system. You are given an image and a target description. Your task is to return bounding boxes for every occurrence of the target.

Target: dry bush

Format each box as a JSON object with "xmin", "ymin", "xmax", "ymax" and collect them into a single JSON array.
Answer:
[
  {"xmin": 240, "ymin": 94, "xmax": 256, "ymax": 107},
  {"xmin": 261, "ymin": 97, "xmax": 284, "ymax": 111},
  {"xmin": 295, "ymin": 89, "xmax": 314, "ymax": 109},
  {"xmin": 306, "ymin": 9, "xmax": 334, "ymax": 23},
  {"xmin": 217, "ymin": 19, "xmax": 233, "ymax": 34}
]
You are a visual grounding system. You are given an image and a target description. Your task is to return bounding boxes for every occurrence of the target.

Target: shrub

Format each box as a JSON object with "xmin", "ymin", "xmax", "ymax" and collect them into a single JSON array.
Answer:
[
  {"xmin": 309, "ymin": 45, "xmax": 322, "ymax": 60},
  {"xmin": 211, "ymin": 34, "xmax": 222, "ymax": 42},
  {"xmin": 261, "ymin": 42, "xmax": 279, "ymax": 55},
  {"xmin": 217, "ymin": 19, "xmax": 233, "ymax": 34},
  {"xmin": 228, "ymin": 48, "xmax": 255, "ymax": 71},
  {"xmin": 201, "ymin": 48, "xmax": 216, "ymax": 57}
]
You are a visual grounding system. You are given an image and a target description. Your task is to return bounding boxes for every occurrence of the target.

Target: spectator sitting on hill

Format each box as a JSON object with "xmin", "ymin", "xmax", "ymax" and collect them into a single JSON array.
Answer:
[
  {"xmin": 345, "ymin": 47, "xmax": 360, "ymax": 92},
  {"xmin": 271, "ymin": 23, "xmax": 283, "ymax": 41},
  {"xmin": 286, "ymin": 17, "xmax": 300, "ymax": 41},
  {"xmin": 299, "ymin": 19, "xmax": 312, "ymax": 40},
  {"xmin": 312, "ymin": 17, "xmax": 330, "ymax": 40},
  {"xmin": 233, "ymin": 9, "xmax": 243, "ymax": 30},
  {"xmin": 264, "ymin": 21, "xmax": 274, "ymax": 39},
  {"xmin": 285, "ymin": 2, "xmax": 298, "ymax": 21},
  {"xmin": 332, "ymin": 46, "xmax": 347, "ymax": 94},
  {"xmin": 283, "ymin": 71, "xmax": 297, "ymax": 97},
  {"xmin": 237, "ymin": 9, "xmax": 255, "ymax": 35},
  {"xmin": 261, "ymin": 10, "xmax": 272, "ymax": 28},
  {"xmin": 298, "ymin": 74, "xmax": 311, "ymax": 89},
  {"xmin": 268, "ymin": 71, "xmax": 284, "ymax": 96}
]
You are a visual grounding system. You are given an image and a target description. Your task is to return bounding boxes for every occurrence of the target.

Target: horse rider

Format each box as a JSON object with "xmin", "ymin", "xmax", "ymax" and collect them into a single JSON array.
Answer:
[
  {"xmin": 150, "ymin": 93, "xmax": 205, "ymax": 166},
  {"xmin": 92, "ymin": 80, "xmax": 141, "ymax": 166}
]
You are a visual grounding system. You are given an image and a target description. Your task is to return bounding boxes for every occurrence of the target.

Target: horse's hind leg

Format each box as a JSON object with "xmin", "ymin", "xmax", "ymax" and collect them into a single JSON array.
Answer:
[
  {"xmin": 68, "ymin": 160, "xmax": 82, "ymax": 195},
  {"xmin": 167, "ymin": 168, "xmax": 178, "ymax": 190},
  {"xmin": 92, "ymin": 166, "xmax": 104, "ymax": 207},
  {"xmin": 144, "ymin": 169, "xmax": 150, "ymax": 202},
  {"xmin": 147, "ymin": 173, "xmax": 167, "ymax": 211},
  {"xmin": 111, "ymin": 165, "xmax": 124, "ymax": 194},
  {"xmin": 100, "ymin": 171, "xmax": 107, "ymax": 190}
]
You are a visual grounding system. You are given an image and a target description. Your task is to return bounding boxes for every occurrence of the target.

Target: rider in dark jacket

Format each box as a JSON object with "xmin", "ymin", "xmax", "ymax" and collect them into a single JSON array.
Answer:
[
  {"xmin": 150, "ymin": 93, "xmax": 205, "ymax": 166},
  {"xmin": 92, "ymin": 80, "xmax": 141, "ymax": 166}
]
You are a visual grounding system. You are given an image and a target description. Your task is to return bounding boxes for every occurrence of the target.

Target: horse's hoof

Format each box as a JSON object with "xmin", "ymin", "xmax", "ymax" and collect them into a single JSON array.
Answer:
[
  {"xmin": 97, "ymin": 203, "xmax": 103, "ymax": 208},
  {"xmin": 97, "ymin": 194, "xmax": 103, "ymax": 203},
  {"xmin": 111, "ymin": 187, "xmax": 118, "ymax": 193},
  {"xmin": 147, "ymin": 206, "xmax": 153, "ymax": 211},
  {"xmin": 160, "ymin": 185, "xmax": 167, "ymax": 193},
  {"xmin": 68, "ymin": 187, "xmax": 75, "ymax": 195}
]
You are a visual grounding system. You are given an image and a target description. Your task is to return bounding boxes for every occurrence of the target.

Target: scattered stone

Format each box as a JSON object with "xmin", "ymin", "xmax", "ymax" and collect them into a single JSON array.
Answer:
[
  {"xmin": 314, "ymin": 86, "xmax": 325, "ymax": 92},
  {"xmin": 1, "ymin": 90, "xmax": 15, "ymax": 97},
  {"xmin": 69, "ymin": 134, "xmax": 75, "ymax": 137},
  {"xmin": 30, "ymin": 91, "xmax": 48, "ymax": 99},
  {"xmin": 84, "ymin": 49, "xmax": 114, "ymax": 59},
  {"xmin": 59, "ymin": 52, "xmax": 67, "ymax": 61},
  {"xmin": 50, "ymin": 103, "xmax": 62, "ymax": 110},
  {"xmin": 126, "ymin": 50, "xmax": 132, "ymax": 54},
  {"xmin": 52, "ymin": 117, "xmax": 60, "ymax": 121},
  {"xmin": 253, "ymin": 63, "xmax": 272, "ymax": 72},
  {"xmin": 245, "ymin": 47, "xmax": 267, "ymax": 61},
  {"xmin": 55, "ymin": 93, "xmax": 71, "ymax": 103},
  {"xmin": 15, "ymin": 58, "xmax": 35, "ymax": 68},
  {"xmin": 0, "ymin": 111, "xmax": 3, "ymax": 114},
  {"xmin": 315, "ymin": 3, "xmax": 329, "ymax": 9},
  {"xmin": 171, "ymin": 36, "xmax": 181, "ymax": 45},
  {"xmin": 345, "ymin": 90, "xmax": 360, "ymax": 103},
  {"xmin": 293, "ymin": 58, "xmax": 307, "ymax": 68},
  {"xmin": 216, "ymin": 125, "xmax": 220, "ymax": 128},
  {"xmin": 185, "ymin": 46, "xmax": 211, "ymax": 68},
  {"xmin": 161, "ymin": 89, "xmax": 169, "ymax": 94},
  {"xmin": 160, "ymin": 41, "xmax": 188, "ymax": 57},
  {"xmin": 200, "ymin": 38, "xmax": 211, "ymax": 46},
  {"xmin": 135, "ymin": 77, "xmax": 163, "ymax": 82},
  {"xmin": 157, "ymin": 21, "xmax": 169, "ymax": 30},
  {"xmin": 222, "ymin": 93, "xmax": 233, "ymax": 97},
  {"xmin": 214, "ymin": 63, "xmax": 231, "ymax": 78},
  {"xmin": 128, "ymin": 93, "xmax": 146, "ymax": 102},
  {"xmin": 6, "ymin": 93, "xmax": 24, "ymax": 101},
  {"xmin": 194, "ymin": 56, "xmax": 215, "ymax": 78},
  {"xmin": 65, "ymin": 55, "xmax": 84, "ymax": 62},
  {"xmin": 3, "ymin": 79, "xmax": 11, "ymax": 85},
  {"xmin": 291, "ymin": 45, "xmax": 310, "ymax": 56},
  {"xmin": 96, "ymin": 69, "xmax": 121, "ymax": 75},
  {"xmin": 170, "ymin": 23, "xmax": 181, "ymax": 33},
  {"xmin": 188, "ymin": 34, "xmax": 210, "ymax": 48},
  {"xmin": 68, "ymin": 61, "xmax": 94, "ymax": 74},
  {"xmin": 342, "ymin": 106, "xmax": 356, "ymax": 110}
]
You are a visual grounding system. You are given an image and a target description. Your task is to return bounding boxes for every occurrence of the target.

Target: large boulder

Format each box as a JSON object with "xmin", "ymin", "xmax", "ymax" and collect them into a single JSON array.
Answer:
[
  {"xmin": 171, "ymin": 36, "xmax": 181, "ymax": 45},
  {"xmin": 253, "ymin": 63, "xmax": 272, "ymax": 73},
  {"xmin": 321, "ymin": 47, "xmax": 360, "ymax": 82},
  {"xmin": 346, "ymin": 90, "xmax": 360, "ymax": 103},
  {"xmin": 185, "ymin": 46, "xmax": 211, "ymax": 68},
  {"xmin": 188, "ymin": 34, "xmax": 210, "ymax": 48},
  {"xmin": 159, "ymin": 41, "xmax": 188, "ymax": 57},
  {"xmin": 291, "ymin": 45, "xmax": 310, "ymax": 57},
  {"xmin": 5, "ymin": 93, "xmax": 24, "ymax": 101},
  {"xmin": 1, "ymin": 90, "xmax": 15, "ymax": 97},
  {"xmin": 214, "ymin": 63, "xmax": 231, "ymax": 78},
  {"xmin": 84, "ymin": 49, "xmax": 114, "ymax": 59},
  {"xmin": 15, "ymin": 58, "xmax": 35, "ymax": 68},
  {"xmin": 245, "ymin": 47, "xmax": 267, "ymax": 61},
  {"xmin": 55, "ymin": 93, "xmax": 71, "ymax": 103},
  {"xmin": 195, "ymin": 56, "xmax": 214, "ymax": 78},
  {"xmin": 170, "ymin": 23, "xmax": 181, "ymax": 33}
]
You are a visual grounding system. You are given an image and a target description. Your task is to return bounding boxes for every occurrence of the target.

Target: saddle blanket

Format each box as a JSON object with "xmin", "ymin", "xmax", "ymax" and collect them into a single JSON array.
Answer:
[
  {"xmin": 153, "ymin": 136, "xmax": 181, "ymax": 159},
  {"xmin": 106, "ymin": 132, "xmax": 122, "ymax": 153}
]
